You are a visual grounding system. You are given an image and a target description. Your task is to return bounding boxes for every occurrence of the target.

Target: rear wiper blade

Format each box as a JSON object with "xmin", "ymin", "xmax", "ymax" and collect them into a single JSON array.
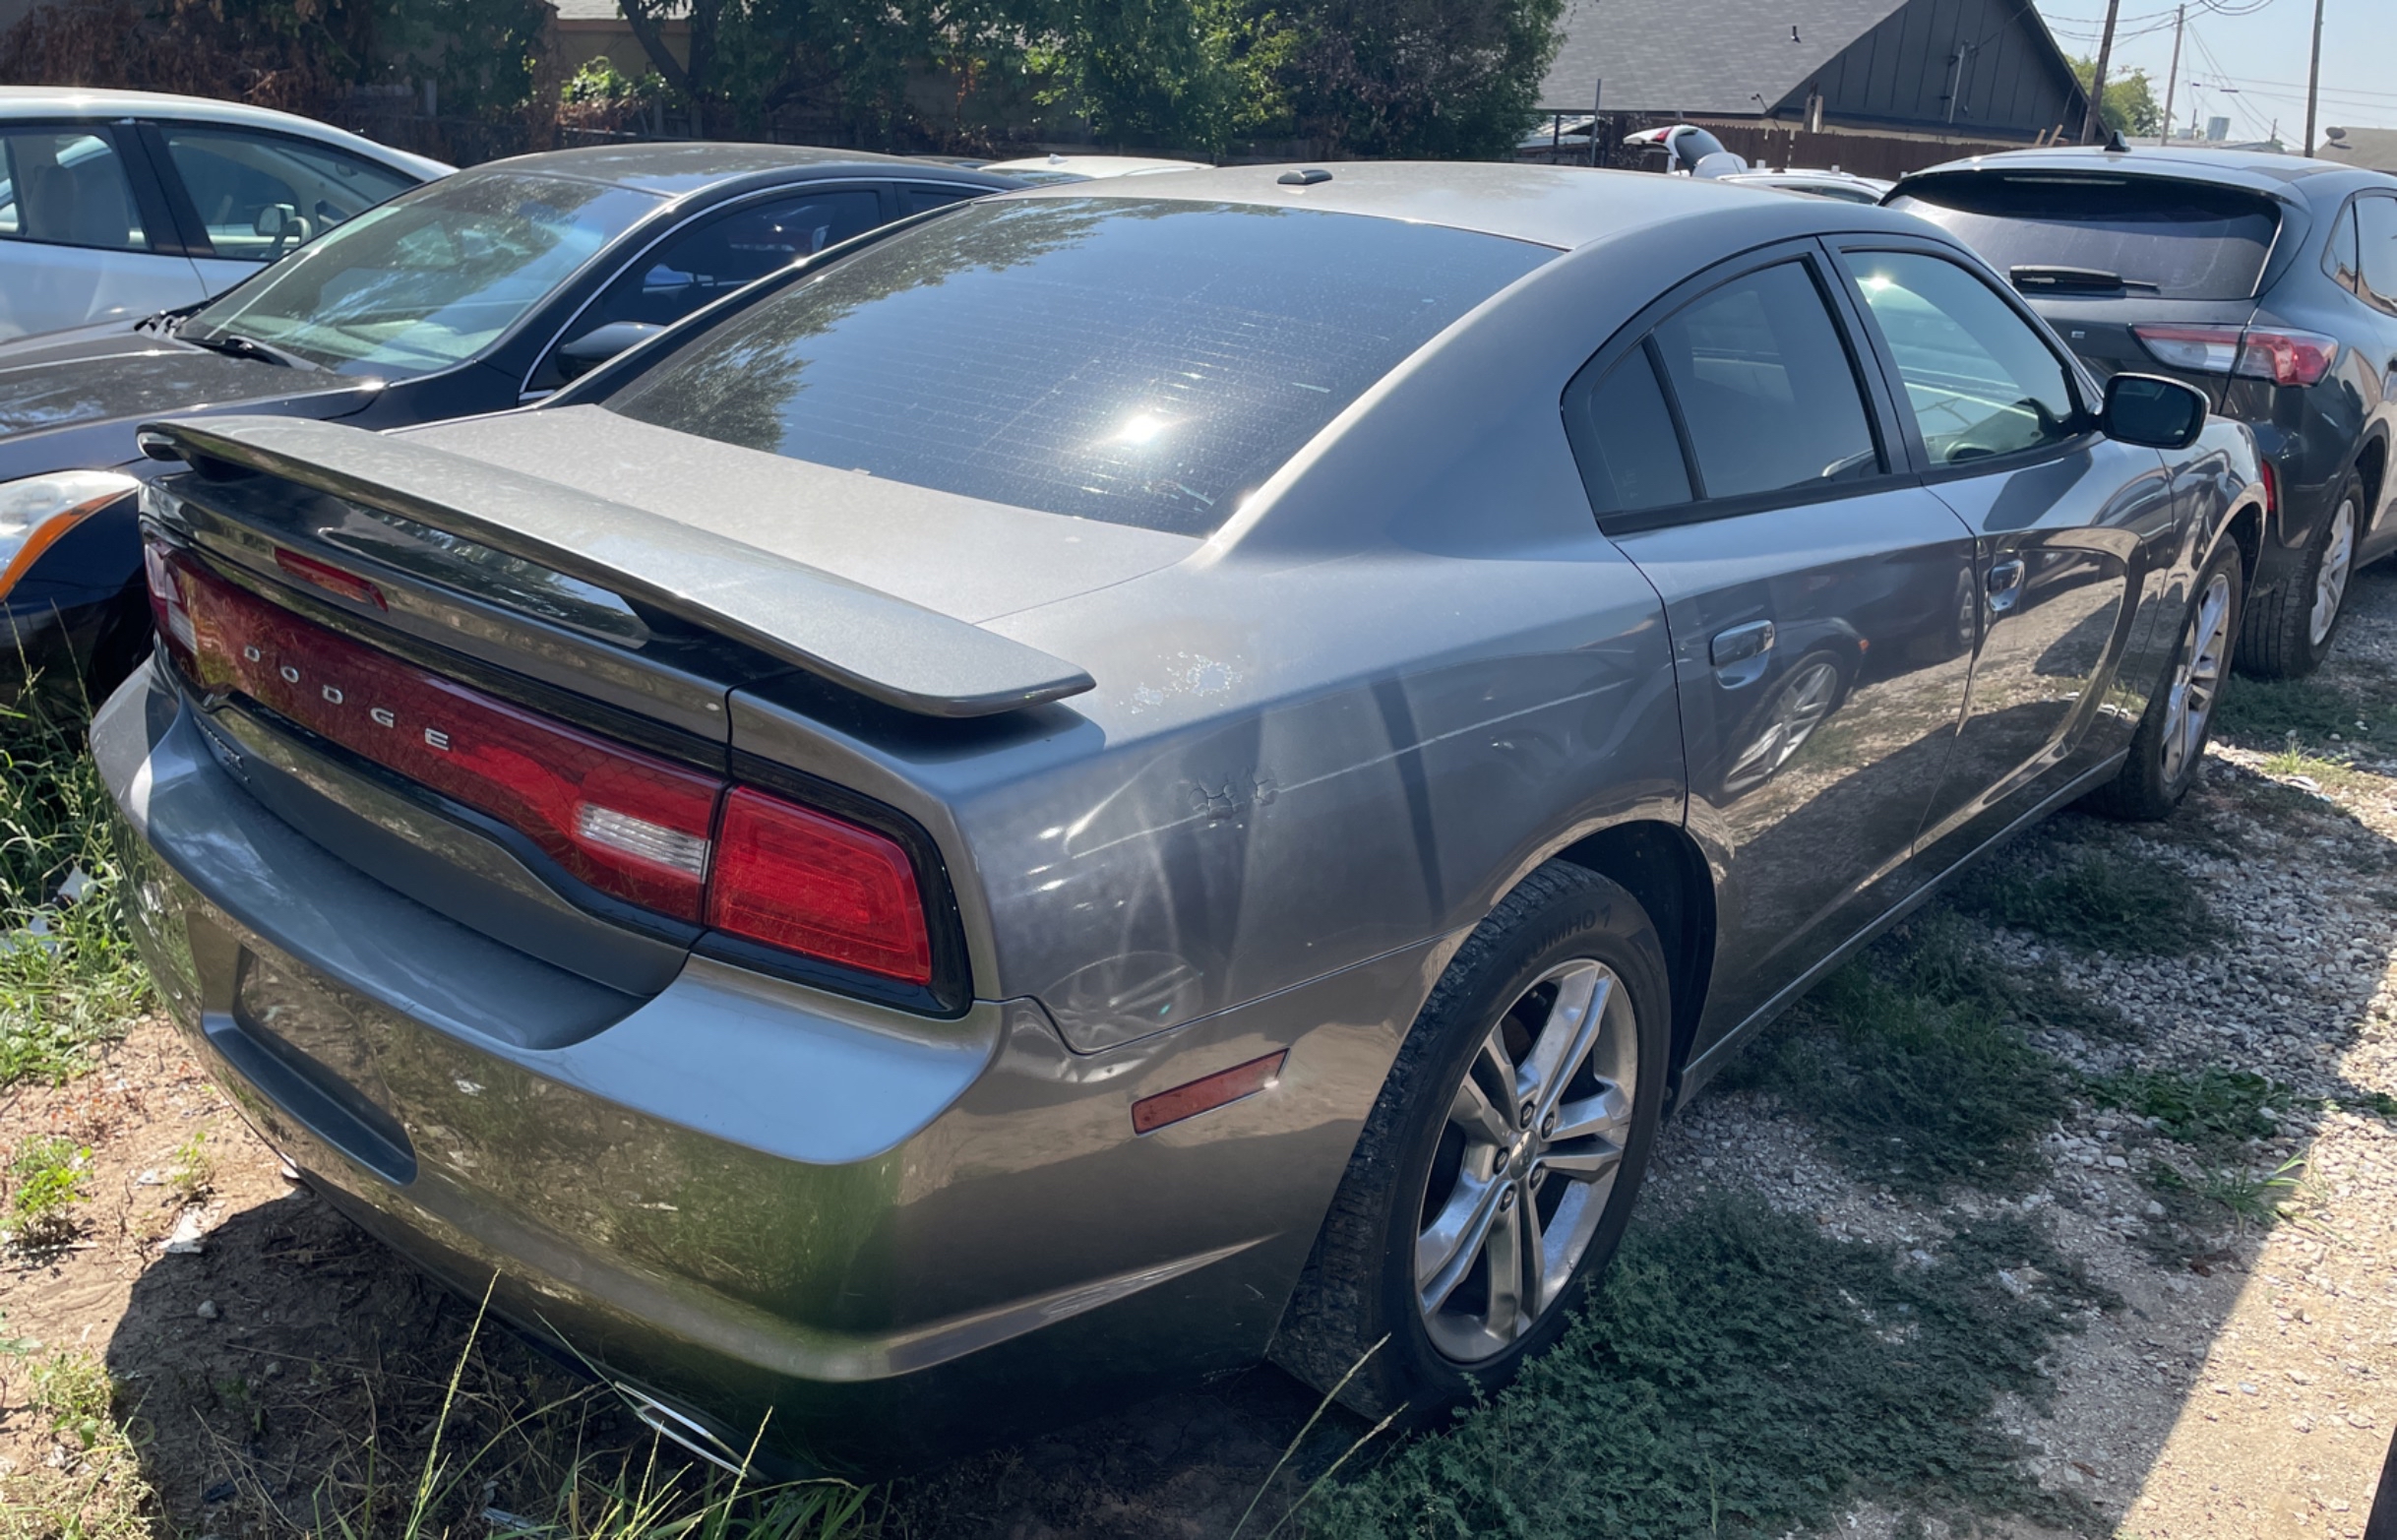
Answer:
[
  {"xmin": 2008, "ymin": 265, "xmax": 2162, "ymax": 295},
  {"xmin": 181, "ymin": 331, "xmax": 317, "ymax": 370}
]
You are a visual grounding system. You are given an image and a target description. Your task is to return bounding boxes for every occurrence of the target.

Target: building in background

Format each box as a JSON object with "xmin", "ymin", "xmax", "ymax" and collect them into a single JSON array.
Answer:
[
  {"xmin": 1540, "ymin": 0, "xmax": 2090, "ymax": 167},
  {"xmin": 2319, "ymin": 126, "xmax": 2397, "ymax": 175}
]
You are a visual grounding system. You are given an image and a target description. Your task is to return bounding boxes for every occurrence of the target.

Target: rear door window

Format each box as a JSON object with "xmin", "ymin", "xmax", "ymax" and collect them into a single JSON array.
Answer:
[
  {"xmin": 600, "ymin": 198, "xmax": 1555, "ymax": 537},
  {"xmin": 1890, "ymin": 174, "xmax": 2281, "ymax": 300},
  {"xmin": 1644, "ymin": 262, "xmax": 1882, "ymax": 500},
  {"xmin": 0, "ymin": 129, "xmax": 149, "ymax": 251},
  {"xmin": 2357, "ymin": 195, "xmax": 2397, "ymax": 315},
  {"xmin": 1569, "ymin": 345, "xmax": 1692, "ymax": 516},
  {"xmin": 2324, "ymin": 202, "xmax": 2362, "ymax": 293}
]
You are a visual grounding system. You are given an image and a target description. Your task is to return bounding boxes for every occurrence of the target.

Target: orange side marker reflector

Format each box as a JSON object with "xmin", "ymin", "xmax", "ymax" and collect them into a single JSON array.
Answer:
[{"xmin": 1131, "ymin": 1051, "xmax": 1287, "ymax": 1135}]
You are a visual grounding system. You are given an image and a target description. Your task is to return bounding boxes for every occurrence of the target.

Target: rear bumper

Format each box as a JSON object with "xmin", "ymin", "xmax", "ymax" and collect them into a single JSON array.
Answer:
[{"xmin": 95, "ymin": 663, "xmax": 1406, "ymax": 1469}]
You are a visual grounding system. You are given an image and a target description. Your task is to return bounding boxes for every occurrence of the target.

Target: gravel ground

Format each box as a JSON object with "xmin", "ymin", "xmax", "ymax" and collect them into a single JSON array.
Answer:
[{"xmin": 5, "ymin": 565, "xmax": 2396, "ymax": 1537}]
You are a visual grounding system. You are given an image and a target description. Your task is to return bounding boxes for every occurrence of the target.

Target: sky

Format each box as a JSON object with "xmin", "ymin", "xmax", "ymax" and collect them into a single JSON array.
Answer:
[{"xmin": 2035, "ymin": 0, "xmax": 2397, "ymax": 141}]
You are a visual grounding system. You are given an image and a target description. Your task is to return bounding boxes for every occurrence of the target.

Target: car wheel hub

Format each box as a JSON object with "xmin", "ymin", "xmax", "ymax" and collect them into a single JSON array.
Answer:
[
  {"xmin": 2311, "ymin": 497, "xmax": 2356, "ymax": 648},
  {"xmin": 1414, "ymin": 957, "xmax": 1637, "ymax": 1364},
  {"xmin": 2162, "ymin": 569, "xmax": 2232, "ymax": 786}
]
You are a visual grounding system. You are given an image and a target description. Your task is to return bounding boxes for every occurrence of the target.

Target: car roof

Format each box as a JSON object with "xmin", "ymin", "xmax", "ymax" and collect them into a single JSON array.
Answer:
[
  {"xmin": 0, "ymin": 86, "xmax": 451, "ymax": 179},
  {"xmin": 981, "ymin": 154, "xmax": 1213, "ymax": 176},
  {"xmin": 470, "ymin": 141, "xmax": 1022, "ymax": 198},
  {"xmin": 1894, "ymin": 143, "xmax": 2390, "ymax": 200},
  {"xmin": 1004, "ymin": 159, "xmax": 1933, "ymax": 250}
]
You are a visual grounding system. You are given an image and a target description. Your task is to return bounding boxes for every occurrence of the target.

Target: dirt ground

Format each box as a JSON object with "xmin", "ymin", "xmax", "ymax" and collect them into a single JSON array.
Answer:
[{"xmin": 6, "ymin": 566, "xmax": 2397, "ymax": 1538}]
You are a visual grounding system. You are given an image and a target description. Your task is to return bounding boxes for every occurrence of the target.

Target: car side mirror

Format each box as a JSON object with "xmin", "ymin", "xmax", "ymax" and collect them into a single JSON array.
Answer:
[
  {"xmin": 555, "ymin": 320, "xmax": 666, "ymax": 381},
  {"xmin": 254, "ymin": 203, "xmax": 295, "ymax": 238},
  {"xmin": 2100, "ymin": 372, "xmax": 2208, "ymax": 450}
]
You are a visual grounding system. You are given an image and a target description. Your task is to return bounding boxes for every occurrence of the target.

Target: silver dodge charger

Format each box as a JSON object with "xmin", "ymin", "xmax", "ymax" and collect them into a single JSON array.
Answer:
[{"xmin": 99, "ymin": 162, "xmax": 2262, "ymax": 1469}]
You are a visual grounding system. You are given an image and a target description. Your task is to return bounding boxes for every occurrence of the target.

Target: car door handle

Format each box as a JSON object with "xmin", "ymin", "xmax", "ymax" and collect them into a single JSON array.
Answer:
[
  {"xmin": 1987, "ymin": 558, "xmax": 2027, "ymax": 614},
  {"xmin": 1710, "ymin": 620, "xmax": 1775, "ymax": 667}
]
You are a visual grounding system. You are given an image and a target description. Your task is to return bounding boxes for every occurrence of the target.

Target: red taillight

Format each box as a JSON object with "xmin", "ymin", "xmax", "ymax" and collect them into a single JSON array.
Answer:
[
  {"xmin": 2259, "ymin": 459, "xmax": 2279, "ymax": 515},
  {"xmin": 707, "ymin": 787, "xmax": 932, "ymax": 983},
  {"xmin": 144, "ymin": 539, "xmax": 943, "ymax": 989},
  {"xmin": 2133, "ymin": 324, "xmax": 2338, "ymax": 386},
  {"xmin": 275, "ymin": 546, "xmax": 387, "ymax": 610},
  {"xmin": 2235, "ymin": 328, "xmax": 2339, "ymax": 387}
]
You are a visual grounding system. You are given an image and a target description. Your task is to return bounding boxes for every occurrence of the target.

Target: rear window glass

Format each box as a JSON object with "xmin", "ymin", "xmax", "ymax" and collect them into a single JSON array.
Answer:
[
  {"xmin": 1889, "ymin": 174, "xmax": 2280, "ymax": 301},
  {"xmin": 599, "ymin": 198, "xmax": 1555, "ymax": 536}
]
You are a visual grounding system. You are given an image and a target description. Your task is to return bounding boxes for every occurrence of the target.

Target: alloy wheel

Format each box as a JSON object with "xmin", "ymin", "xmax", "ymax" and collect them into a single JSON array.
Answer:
[
  {"xmin": 1415, "ymin": 957, "xmax": 1638, "ymax": 1363},
  {"xmin": 2161, "ymin": 568, "xmax": 2233, "ymax": 786},
  {"xmin": 2310, "ymin": 496, "xmax": 2357, "ymax": 648}
]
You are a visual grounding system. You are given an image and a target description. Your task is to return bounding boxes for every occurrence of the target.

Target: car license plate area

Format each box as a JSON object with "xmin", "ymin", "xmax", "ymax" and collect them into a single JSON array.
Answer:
[{"xmin": 203, "ymin": 946, "xmax": 419, "ymax": 1185}]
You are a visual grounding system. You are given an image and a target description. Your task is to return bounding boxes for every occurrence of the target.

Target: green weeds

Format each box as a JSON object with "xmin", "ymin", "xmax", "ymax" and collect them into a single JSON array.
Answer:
[
  {"xmin": 2212, "ymin": 676, "xmax": 2397, "ymax": 750},
  {"xmin": 0, "ymin": 704, "xmax": 150, "ymax": 1088},
  {"xmin": 1959, "ymin": 848, "xmax": 2225, "ymax": 956},
  {"xmin": 7, "ymin": 1135, "xmax": 91, "ymax": 1248},
  {"xmin": 1305, "ymin": 1197, "xmax": 2112, "ymax": 1539},
  {"xmin": 166, "ymin": 1129, "xmax": 214, "ymax": 1207},
  {"xmin": 2087, "ymin": 1067, "xmax": 2293, "ymax": 1159},
  {"xmin": 1725, "ymin": 919, "xmax": 2069, "ymax": 1197}
]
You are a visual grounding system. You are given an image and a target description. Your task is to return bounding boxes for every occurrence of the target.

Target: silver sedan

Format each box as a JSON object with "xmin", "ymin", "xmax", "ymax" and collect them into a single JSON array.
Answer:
[{"xmin": 101, "ymin": 161, "xmax": 2262, "ymax": 1469}]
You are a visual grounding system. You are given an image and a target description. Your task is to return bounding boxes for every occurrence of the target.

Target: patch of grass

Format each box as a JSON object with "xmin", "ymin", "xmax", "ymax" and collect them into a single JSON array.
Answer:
[
  {"xmin": 0, "ymin": 1347, "xmax": 154, "ymax": 1540},
  {"xmin": 28, "ymin": 1348, "xmax": 118, "ymax": 1450},
  {"xmin": 1724, "ymin": 921, "xmax": 2070, "ymax": 1197},
  {"xmin": 1305, "ymin": 1197, "xmax": 2114, "ymax": 1539},
  {"xmin": 1884, "ymin": 911, "xmax": 2132, "ymax": 1042},
  {"xmin": 1959, "ymin": 848, "xmax": 2225, "ymax": 956},
  {"xmin": 2087, "ymin": 1067, "xmax": 2294, "ymax": 1158},
  {"xmin": 2213, "ymin": 676, "xmax": 2397, "ymax": 750},
  {"xmin": 2147, "ymin": 1156, "xmax": 2308, "ymax": 1236},
  {"xmin": 2261, "ymin": 741, "xmax": 2370, "ymax": 793},
  {"xmin": 0, "ymin": 704, "xmax": 152, "ymax": 1089},
  {"xmin": 166, "ymin": 1129, "xmax": 214, "ymax": 1207},
  {"xmin": 7, "ymin": 1135, "xmax": 91, "ymax": 1248}
]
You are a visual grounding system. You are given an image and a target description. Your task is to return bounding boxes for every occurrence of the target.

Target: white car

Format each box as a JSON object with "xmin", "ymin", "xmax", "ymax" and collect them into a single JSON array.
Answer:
[
  {"xmin": 976, "ymin": 153, "xmax": 1212, "ymax": 184},
  {"xmin": 0, "ymin": 88, "xmax": 448, "ymax": 340}
]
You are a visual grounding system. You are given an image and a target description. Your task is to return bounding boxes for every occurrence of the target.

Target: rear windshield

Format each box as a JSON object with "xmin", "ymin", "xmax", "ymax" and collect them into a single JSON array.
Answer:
[
  {"xmin": 599, "ymin": 197, "xmax": 1555, "ymax": 536},
  {"xmin": 1889, "ymin": 174, "xmax": 2281, "ymax": 300}
]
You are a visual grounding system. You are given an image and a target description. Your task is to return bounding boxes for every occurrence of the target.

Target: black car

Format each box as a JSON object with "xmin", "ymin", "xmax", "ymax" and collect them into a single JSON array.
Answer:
[
  {"xmin": 0, "ymin": 143, "xmax": 1017, "ymax": 711},
  {"xmin": 1886, "ymin": 145, "xmax": 2397, "ymax": 676}
]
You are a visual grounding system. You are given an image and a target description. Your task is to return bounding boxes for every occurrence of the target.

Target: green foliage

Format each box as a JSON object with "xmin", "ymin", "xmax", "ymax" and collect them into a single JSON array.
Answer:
[
  {"xmin": 0, "ymin": 705, "xmax": 152, "ymax": 1089},
  {"xmin": 1306, "ymin": 1197, "xmax": 2111, "ymax": 1539},
  {"xmin": 373, "ymin": 0, "xmax": 550, "ymax": 117},
  {"xmin": 1724, "ymin": 918, "xmax": 2070, "ymax": 1197},
  {"xmin": 2088, "ymin": 1067, "xmax": 2293, "ymax": 1157},
  {"xmin": 27, "ymin": 1349, "xmax": 117, "ymax": 1451},
  {"xmin": 168, "ymin": 1129, "xmax": 215, "ymax": 1207},
  {"xmin": 2213, "ymin": 675, "xmax": 2397, "ymax": 749},
  {"xmin": 8, "ymin": 1136, "xmax": 91, "ymax": 1247},
  {"xmin": 1959, "ymin": 848, "xmax": 2224, "ymax": 957},
  {"xmin": 1032, "ymin": 0, "xmax": 1295, "ymax": 154},
  {"xmin": 1278, "ymin": 0, "xmax": 1565, "ymax": 157},
  {"xmin": 2069, "ymin": 55, "xmax": 2162, "ymax": 137},
  {"xmin": 563, "ymin": 54, "xmax": 666, "ymax": 106}
]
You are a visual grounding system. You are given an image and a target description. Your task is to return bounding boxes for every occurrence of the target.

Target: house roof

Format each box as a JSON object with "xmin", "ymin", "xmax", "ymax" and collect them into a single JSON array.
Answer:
[
  {"xmin": 2318, "ymin": 126, "xmax": 2397, "ymax": 175},
  {"xmin": 1538, "ymin": 0, "xmax": 1926, "ymax": 114}
]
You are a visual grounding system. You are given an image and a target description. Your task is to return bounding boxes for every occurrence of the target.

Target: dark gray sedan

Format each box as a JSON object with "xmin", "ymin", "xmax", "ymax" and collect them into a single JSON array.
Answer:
[{"xmin": 100, "ymin": 163, "xmax": 2261, "ymax": 1469}]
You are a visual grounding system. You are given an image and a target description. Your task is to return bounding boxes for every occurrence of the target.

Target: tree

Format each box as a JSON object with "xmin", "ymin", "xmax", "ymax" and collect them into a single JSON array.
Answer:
[
  {"xmin": 1032, "ymin": 0, "xmax": 1293, "ymax": 155},
  {"xmin": 1278, "ymin": 0, "xmax": 1565, "ymax": 159},
  {"xmin": 2069, "ymin": 54, "xmax": 2163, "ymax": 138}
]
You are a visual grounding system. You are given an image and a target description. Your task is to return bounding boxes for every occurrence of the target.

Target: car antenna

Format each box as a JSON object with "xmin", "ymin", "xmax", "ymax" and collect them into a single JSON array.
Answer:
[{"xmin": 2104, "ymin": 128, "xmax": 2132, "ymax": 153}]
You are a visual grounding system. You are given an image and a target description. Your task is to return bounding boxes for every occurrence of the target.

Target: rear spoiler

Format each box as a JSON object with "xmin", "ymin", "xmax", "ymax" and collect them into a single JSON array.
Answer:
[{"xmin": 138, "ymin": 415, "xmax": 1096, "ymax": 719}]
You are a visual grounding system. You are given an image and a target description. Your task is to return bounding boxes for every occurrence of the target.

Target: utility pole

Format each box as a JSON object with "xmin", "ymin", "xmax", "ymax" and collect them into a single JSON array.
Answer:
[
  {"xmin": 2160, "ymin": 6, "xmax": 2184, "ymax": 145},
  {"xmin": 2081, "ymin": 0, "xmax": 2123, "ymax": 143},
  {"xmin": 2303, "ymin": 0, "xmax": 2326, "ymax": 155}
]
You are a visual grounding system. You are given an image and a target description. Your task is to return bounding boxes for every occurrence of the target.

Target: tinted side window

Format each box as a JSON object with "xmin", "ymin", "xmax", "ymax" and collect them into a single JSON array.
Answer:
[
  {"xmin": 900, "ymin": 184, "xmax": 974, "ymax": 215},
  {"xmin": 1569, "ymin": 343, "xmax": 1691, "ymax": 516},
  {"xmin": 2359, "ymin": 196, "xmax": 2397, "ymax": 315},
  {"xmin": 2325, "ymin": 202, "xmax": 2361, "ymax": 293},
  {"xmin": 534, "ymin": 189, "xmax": 884, "ymax": 390},
  {"xmin": 1842, "ymin": 250, "xmax": 2080, "ymax": 465},
  {"xmin": 1648, "ymin": 262, "xmax": 1880, "ymax": 500},
  {"xmin": 0, "ymin": 130, "xmax": 148, "ymax": 251},
  {"xmin": 162, "ymin": 128, "xmax": 414, "ymax": 260}
]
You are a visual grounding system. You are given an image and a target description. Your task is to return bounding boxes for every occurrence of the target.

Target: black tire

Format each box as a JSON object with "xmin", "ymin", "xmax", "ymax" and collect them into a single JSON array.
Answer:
[
  {"xmin": 2236, "ymin": 466, "xmax": 2364, "ymax": 679},
  {"xmin": 1267, "ymin": 861, "xmax": 1671, "ymax": 1419},
  {"xmin": 2088, "ymin": 539, "xmax": 2243, "ymax": 822}
]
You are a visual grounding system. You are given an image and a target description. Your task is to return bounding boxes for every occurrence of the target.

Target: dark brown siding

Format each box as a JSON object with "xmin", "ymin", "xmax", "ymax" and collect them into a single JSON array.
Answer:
[{"xmin": 1781, "ymin": 0, "xmax": 2084, "ymax": 141}]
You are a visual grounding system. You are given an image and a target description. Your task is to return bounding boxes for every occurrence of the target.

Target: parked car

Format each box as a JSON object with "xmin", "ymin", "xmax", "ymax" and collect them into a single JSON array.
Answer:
[
  {"xmin": 1719, "ymin": 168, "xmax": 1892, "ymax": 204},
  {"xmin": 1887, "ymin": 144, "xmax": 2397, "ymax": 675},
  {"xmin": 0, "ymin": 143, "xmax": 1019, "ymax": 711},
  {"xmin": 978, "ymin": 153, "xmax": 1214, "ymax": 184},
  {"xmin": 103, "ymin": 164, "xmax": 2262, "ymax": 1470},
  {"xmin": 0, "ymin": 87, "xmax": 449, "ymax": 341}
]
